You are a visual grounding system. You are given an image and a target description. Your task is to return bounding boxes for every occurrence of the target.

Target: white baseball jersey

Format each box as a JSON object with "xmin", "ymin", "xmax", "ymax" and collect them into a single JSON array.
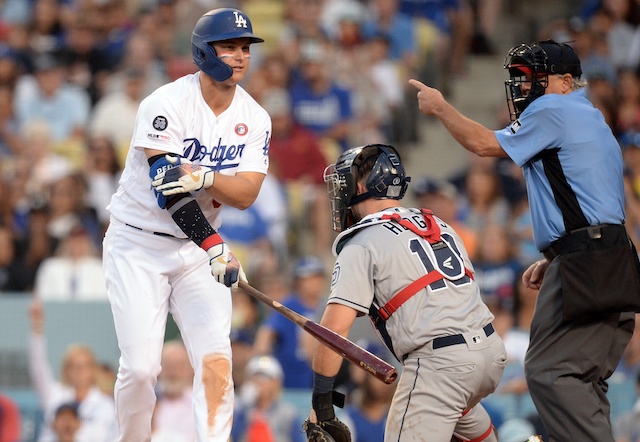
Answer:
[
  {"xmin": 108, "ymin": 72, "xmax": 270, "ymax": 233},
  {"xmin": 103, "ymin": 71, "xmax": 271, "ymax": 442},
  {"xmin": 328, "ymin": 207, "xmax": 494, "ymax": 360}
]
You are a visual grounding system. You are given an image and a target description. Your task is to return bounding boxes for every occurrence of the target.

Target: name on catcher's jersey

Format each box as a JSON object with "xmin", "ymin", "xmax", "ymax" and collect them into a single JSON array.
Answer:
[{"xmin": 108, "ymin": 72, "xmax": 271, "ymax": 236}]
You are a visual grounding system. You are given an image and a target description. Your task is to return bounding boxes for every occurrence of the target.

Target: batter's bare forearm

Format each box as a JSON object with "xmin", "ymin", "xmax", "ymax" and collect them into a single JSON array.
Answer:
[{"xmin": 204, "ymin": 171, "xmax": 265, "ymax": 209}]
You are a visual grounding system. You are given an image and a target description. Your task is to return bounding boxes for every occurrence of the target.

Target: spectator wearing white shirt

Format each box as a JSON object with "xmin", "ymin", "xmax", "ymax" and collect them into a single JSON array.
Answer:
[
  {"xmin": 28, "ymin": 299, "xmax": 116, "ymax": 442},
  {"xmin": 151, "ymin": 340, "xmax": 196, "ymax": 442},
  {"xmin": 34, "ymin": 224, "xmax": 107, "ymax": 301}
]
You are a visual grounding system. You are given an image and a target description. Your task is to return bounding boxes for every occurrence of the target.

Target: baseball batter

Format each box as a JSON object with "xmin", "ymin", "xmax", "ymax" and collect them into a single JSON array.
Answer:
[
  {"xmin": 304, "ymin": 144, "xmax": 507, "ymax": 442},
  {"xmin": 102, "ymin": 8, "xmax": 270, "ymax": 442}
]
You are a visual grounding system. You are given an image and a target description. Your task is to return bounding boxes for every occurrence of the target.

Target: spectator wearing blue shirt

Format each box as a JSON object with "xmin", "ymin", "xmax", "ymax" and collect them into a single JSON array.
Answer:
[
  {"xmin": 252, "ymin": 256, "xmax": 328, "ymax": 389},
  {"xmin": 288, "ymin": 39, "xmax": 354, "ymax": 155}
]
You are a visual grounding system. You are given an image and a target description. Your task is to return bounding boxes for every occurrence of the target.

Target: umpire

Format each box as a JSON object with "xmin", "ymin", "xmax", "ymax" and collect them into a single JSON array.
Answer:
[{"xmin": 410, "ymin": 39, "xmax": 640, "ymax": 441}]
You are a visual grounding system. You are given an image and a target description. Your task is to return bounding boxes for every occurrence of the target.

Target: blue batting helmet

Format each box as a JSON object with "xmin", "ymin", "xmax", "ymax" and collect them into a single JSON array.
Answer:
[{"xmin": 191, "ymin": 8, "xmax": 264, "ymax": 82}]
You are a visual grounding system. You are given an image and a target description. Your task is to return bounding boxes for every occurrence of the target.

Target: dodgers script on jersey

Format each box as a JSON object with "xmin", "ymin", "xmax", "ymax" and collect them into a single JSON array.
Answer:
[
  {"xmin": 328, "ymin": 207, "xmax": 494, "ymax": 360},
  {"xmin": 108, "ymin": 72, "xmax": 271, "ymax": 235}
]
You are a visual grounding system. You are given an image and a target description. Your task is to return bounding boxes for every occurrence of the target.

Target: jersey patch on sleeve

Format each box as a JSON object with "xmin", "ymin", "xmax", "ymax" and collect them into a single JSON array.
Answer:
[
  {"xmin": 509, "ymin": 119, "xmax": 522, "ymax": 134},
  {"xmin": 153, "ymin": 115, "xmax": 168, "ymax": 131},
  {"xmin": 147, "ymin": 132, "xmax": 171, "ymax": 141}
]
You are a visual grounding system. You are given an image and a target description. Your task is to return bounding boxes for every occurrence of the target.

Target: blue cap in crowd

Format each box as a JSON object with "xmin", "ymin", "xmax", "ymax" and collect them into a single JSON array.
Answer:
[{"xmin": 293, "ymin": 256, "xmax": 326, "ymax": 279}]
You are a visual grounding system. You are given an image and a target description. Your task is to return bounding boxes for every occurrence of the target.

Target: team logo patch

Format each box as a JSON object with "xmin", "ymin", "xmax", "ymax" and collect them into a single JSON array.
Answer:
[
  {"xmin": 331, "ymin": 263, "xmax": 340, "ymax": 289},
  {"xmin": 235, "ymin": 123, "xmax": 248, "ymax": 136},
  {"xmin": 147, "ymin": 132, "xmax": 171, "ymax": 141},
  {"xmin": 153, "ymin": 116, "xmax": 168, "ymax": 131}
]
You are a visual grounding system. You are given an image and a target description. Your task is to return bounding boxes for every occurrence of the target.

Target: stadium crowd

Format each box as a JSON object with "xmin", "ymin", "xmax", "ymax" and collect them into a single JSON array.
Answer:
[{"xmin": 0, "ymin": 0, "xmax": 640, "ymax": 441}]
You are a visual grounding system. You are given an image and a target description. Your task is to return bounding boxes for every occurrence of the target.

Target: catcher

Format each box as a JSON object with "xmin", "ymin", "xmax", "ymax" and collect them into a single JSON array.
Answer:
[{"xmin": 304, "ymin": 144, "xmax": 506, "ymax": 442}]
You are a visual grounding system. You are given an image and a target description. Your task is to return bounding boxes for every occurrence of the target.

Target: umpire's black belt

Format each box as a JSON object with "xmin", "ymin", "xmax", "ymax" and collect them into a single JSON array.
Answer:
[
  {"xmin": 541, "ymin": 224, "xmax": 628, "ymax": 261},
  {"xmin": 433, "ymin": 323, "xmax": 495, "ymax": 349}
]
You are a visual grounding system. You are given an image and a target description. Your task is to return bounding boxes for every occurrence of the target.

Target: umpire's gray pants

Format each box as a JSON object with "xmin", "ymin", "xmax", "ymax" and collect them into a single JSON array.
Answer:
[{"xmin": 524, "ymin": 259, "xmax": 635, "ymax": 442}]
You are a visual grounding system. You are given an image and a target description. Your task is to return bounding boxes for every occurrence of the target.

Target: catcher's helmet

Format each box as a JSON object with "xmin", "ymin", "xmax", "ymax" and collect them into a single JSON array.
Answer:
[
  {"xmin": 503, "ymin": 39, "xmax": 581, "ymax": 121},
  {"xmin": 324, "ymin": 144, "xmax": 411, "ymax": 232},
  {"xmin": 191, "ymin": 8, "xmax": 264, "ymax": 82}
]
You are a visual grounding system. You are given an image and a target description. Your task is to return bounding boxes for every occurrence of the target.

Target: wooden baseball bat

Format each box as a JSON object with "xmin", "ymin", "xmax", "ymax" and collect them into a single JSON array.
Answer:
[{"xmin": 238, "ymin": 281, "xmax": 398, "ymax": 384}]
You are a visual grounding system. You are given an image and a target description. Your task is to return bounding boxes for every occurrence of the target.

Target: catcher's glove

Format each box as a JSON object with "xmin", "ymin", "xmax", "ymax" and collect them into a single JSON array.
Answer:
[
  {"xmin": 303, "ymin": 417, "xmax": 351, "ymax": 442},
  {"xmin": 304, "ymin": 390, "xmax": 351, "ymax": 442}
]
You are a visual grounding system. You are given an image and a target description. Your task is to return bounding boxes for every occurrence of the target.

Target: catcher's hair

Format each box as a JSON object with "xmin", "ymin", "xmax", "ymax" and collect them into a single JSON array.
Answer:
[{"xmin": 354, "ymin": 153, "xmax": 379, "ymax": 184}]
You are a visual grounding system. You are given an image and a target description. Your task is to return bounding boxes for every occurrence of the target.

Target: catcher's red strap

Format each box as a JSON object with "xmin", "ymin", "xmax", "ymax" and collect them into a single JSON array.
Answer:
[
  {"xmin": 377, "ymin": 267, "xmax": 474, "ymax": 321},
  {"xmin": 377, "ymin": 208, "xmax": 473, "ymax": 321}
]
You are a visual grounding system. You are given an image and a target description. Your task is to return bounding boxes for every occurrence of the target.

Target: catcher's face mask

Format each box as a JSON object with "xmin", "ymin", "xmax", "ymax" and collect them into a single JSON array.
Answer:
[
  {"xmin": 324, "ymin": 144, "xmax": 410, "ymax": 232},
  {"xmin": 504, "ymin": 43, "xmax": 549, "ymax": 121}
]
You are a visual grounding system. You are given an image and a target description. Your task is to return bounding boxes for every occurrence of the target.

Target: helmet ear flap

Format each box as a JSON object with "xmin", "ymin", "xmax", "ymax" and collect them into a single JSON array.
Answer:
[{"xmin": 192, "ymin": 43, "xmax": 233, "ymax": 82}]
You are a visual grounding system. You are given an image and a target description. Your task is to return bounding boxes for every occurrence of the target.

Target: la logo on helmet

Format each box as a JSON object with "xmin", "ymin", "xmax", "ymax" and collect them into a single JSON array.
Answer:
[{"xmin": 233, "ymin": 11, "xmax": 248, "ymax": 28}]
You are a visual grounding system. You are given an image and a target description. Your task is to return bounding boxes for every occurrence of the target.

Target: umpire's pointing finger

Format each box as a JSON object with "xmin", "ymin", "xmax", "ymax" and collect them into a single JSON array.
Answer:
[{"xmin": 408, "ymin": 78, "xmax": 445, "ymax": 116}]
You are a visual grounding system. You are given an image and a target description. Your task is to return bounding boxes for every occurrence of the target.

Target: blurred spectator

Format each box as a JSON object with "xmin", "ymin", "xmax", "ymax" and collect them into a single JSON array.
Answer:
[
  {"xmin": 14, "ymin": 51, "xmax": 91, "ymax": 149},
  {"xmin": 217, "ymin": 203, "xmax": 278, "ymax": 279},
  {"xmin": 10, "ymin": 202, "xmax": 51, "ymax": 292},
  {"xmin": 151, "ymin": 340, "xmax": 196, "ymax": 442},
  {"xmin": 28, "ymin": 299, "xmax": 117, "ymax": 442},
  {"xmin": 367, "ymin": 31, "xmax": 405, "ymax": 144},
  {"xmin": 26, "ymin": 0, "xmax": 65, "ymax": 55},
  {"xmin": 51, "ymin": 402, "xmax": 81, "ymax": 442},
  {"xmin": 497, "ymin": 418, "xmax": 537, "ymax": 442},
  {"xmin": 470, "ymin": 0, "xmax": 502, "ymax": 55},
  {"xmin": 250, "ymin": 173, "xmax": 292, "ymax": 266},
  {"xmin": 615, "ymin": 313, "xmax": 640, "ymax": 381},
  {"xmin": 253, "ymin": 255, "xmax": 328, "ymax": 389},
  {"xmin": 592, "ymin": 0, "xmax": 639, "ymax": 70},
  {"xmin": 624, "ymin": 167, "xmax": 640, "ymax": 248},
  {"xmin": 399, "ymin": 0, "xmax": 472, "ymax": 87},
  {"xmin": 0, "ymin": 43, "xmax": 25, "ymax": 88},
  {"xmin": 231, "ymin": 289, "xmax": 264, "ymax": 391},
  {"xmin": 82, "ymin": 135, "xmax": 122, "ymax": 235},
  {"xmin": 457, "ymin": 162, "xmax": 511, "ymax": 234},
  {"xmin": 90, "ymin": 67, "xmax": 145, "ymax": 165},
  {"xmin": 473, "ymin": 223, "xmax": 521, "ymax": 306},
  {"xmin": 341, "ymin": 340, "xmax": 397, "ymax": 442},
  {"xmin": 0, "ymin": 84, "xmax": 22, "ymax": 158},
  {"xmin": 508, "ymin": 196, "xmax": 542, "ymax": 267},
  {"xmin": 498, "ymin": 268, "xmax": 539, "ymax": 396},
  {"xmin": 568, "ymin": 16, "xmax": 618, "ymax": 86},
  {"xmin": 411, "ymin": 176, "xmax": 478, "ymax": 259},
  {"xmin": 278, "ymin": 0, "xmax": 328, "ymax": 68},
  {"xmin": 44, "ymin": 173, "xmax": 102, "ymax": 253},
  {"xmin": 103, "ymin": 31, "xmax": 168, "ymax": 101},
  {"xmin": 232, "ymin": 355, "xmax": 305, "ymax": 442},
  {"xmin": 15, "ymin": 120, "xmax": 73, "ymax": 200},
  {"xmin": 363, "ymin": 0, "xmax": 419, "ymax": 143},
  {"xmin": 616, "ymin": 68, "xmax": 640, "ymax": 134},
  {"xmin": 96, "ymin": 362, "xmax": 116, "ymax": 398},
  {"xmin": 0, "ymin": 225, "xmax": 23, "ymax": 291},
  {"xmin": 614, "ymin": 371, "xmax": 640, "ymax": 442},
  {"xmin": 288, "ymin": 38, "xmax": 354, "ymax": 155},
  {"xmin": 260, "ymin": 87, "xmax": 331, "ymax": 259},
  {"xmin": 0, "ymin": 393, "xmax": 21, "ymax": 442},
  {"xmin": 33, "ymin": 224, "xmax": 107, "ymax": 301},
  {"xmin": 90, "ymin": 0, "xmax": 135, "ymax": 72},
  {"xmin": 59, "ymin": 13, "xmax": 116, "ymax": 105}
]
